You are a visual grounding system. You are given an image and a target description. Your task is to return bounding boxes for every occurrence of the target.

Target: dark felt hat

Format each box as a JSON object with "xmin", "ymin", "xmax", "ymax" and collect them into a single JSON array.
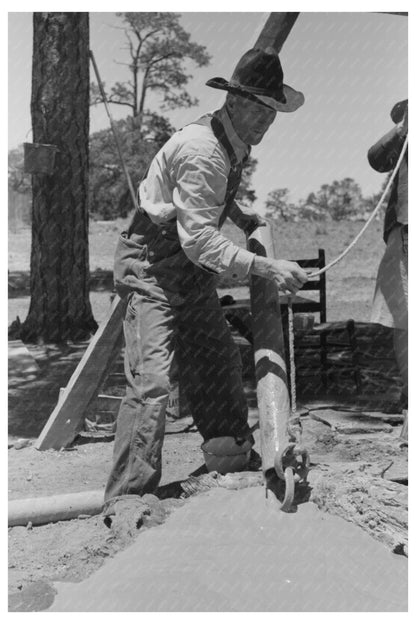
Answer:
[
  {"xmin": 390, "ymin": 99, "xmax": 408, "ymax": 123},
  {"xmin": 206, "ymin": 47, "xmax": 304, "ymax": 113}
]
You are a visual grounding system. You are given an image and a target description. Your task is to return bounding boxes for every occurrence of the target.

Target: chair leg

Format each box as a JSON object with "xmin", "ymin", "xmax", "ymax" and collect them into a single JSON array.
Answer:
[
  {"xmin": 320, "ymin": 332, "xmax": 328, "ymax": 391},
  {"xmin": 346, "ymin": 319, "xmax": 362, "ymax": 395}
]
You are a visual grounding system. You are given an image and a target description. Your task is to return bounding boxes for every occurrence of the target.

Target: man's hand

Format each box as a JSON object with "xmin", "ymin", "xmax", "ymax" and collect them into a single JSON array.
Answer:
[{"xmin": 251, "ymin": 256, "xmax": 308, "ymax": 295}]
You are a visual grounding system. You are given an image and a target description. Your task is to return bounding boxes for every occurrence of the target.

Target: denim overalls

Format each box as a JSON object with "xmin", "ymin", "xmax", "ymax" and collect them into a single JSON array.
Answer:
[{"xmin": 104, "ymin": 113, "xmax": 252, "ymax": 507}]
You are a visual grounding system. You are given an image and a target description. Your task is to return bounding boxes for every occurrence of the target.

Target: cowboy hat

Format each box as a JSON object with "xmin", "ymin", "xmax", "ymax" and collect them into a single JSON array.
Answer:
[{"xmin": 206, "ymin": 47, "xmax": 304, "ymax": 113}]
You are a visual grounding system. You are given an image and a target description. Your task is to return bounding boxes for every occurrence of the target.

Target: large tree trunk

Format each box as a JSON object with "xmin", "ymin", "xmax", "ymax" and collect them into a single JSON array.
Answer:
[{"xmin": 22, "ymin": 12, "xmax": 97, "ymax": 342}]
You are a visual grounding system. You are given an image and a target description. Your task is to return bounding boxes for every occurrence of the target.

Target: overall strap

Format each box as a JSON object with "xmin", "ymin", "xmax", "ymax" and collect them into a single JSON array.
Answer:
[
  {"xmin": 210, "ymin": 113, "xmax": 250, "ymax": 211},
  {"xmin": 211, "ymin": 114, "xmax": 239, "ymax": 170}
]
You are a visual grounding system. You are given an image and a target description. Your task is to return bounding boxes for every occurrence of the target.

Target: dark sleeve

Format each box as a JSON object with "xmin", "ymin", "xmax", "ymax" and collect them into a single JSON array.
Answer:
[{"xmin": 367, "ymin": 126, "xmax": 406, "ymax": 173}]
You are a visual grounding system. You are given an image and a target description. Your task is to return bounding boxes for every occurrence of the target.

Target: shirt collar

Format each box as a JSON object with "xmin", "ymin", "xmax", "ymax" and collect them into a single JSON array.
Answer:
[{"xmin": 215, "ymin": 107, "xmax": 250, "ymax": 164}]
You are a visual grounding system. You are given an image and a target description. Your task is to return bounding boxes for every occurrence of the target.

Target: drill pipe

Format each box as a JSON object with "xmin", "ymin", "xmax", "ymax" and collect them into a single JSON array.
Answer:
[{"xmin": 247, "ymin": 221, "xmax": 291, "ymax": 473}]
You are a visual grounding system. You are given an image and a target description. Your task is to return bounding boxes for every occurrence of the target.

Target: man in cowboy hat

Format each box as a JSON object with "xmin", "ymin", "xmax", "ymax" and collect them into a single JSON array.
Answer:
[
  {"xmin": 104, "ymin": 48, "xmax": 308, "ymax": 527},
  {"xmin": 368, "ymin": 99, "xmax": 408, "ymax": 443}
]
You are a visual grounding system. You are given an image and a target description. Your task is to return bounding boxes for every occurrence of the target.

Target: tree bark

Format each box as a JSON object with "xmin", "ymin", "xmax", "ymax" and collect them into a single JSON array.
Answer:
[
  {"xmin": 309, "ymin": 462, "xmax": 408, "ymax": 554},
  {"xmin": 22, "ymin": 12, "xmax": 97, "ymax": 342}
]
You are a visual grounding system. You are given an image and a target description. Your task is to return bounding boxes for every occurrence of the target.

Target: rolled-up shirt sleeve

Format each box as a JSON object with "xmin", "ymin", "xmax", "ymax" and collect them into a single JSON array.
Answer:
[{"xmin": 172, "ymin": 150, "xmax": 255, "ymax": 280}]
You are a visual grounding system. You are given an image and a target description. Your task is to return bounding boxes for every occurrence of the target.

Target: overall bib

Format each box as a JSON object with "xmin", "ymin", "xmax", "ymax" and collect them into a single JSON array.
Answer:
[{"xmin": 104, "ymin": 114, "xmax": 252, "ymax": 505}]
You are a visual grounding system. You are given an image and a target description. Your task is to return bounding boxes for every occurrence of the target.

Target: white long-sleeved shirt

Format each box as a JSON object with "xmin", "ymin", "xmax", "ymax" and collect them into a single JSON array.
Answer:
[{"xmin": 138, "ymin": 107, "xmax": 256, "ymax": 280}]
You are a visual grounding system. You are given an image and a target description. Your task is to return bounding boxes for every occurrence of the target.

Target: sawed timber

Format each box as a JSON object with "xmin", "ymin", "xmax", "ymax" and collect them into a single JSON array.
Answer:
[{"xmin": 35, "ymin": 296, "xmax": 127, "ymax": 450}]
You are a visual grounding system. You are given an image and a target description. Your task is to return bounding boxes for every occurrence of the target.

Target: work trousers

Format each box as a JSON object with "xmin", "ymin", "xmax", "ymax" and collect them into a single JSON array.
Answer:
[{"xmin": 104, "ymin": 276, "xmax": 251, "ymax": 507}]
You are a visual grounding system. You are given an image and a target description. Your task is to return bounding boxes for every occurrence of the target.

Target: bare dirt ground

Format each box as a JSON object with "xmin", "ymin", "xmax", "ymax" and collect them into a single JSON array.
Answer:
[
  {"xmin": 8, "ymin": 405, "xmax": 408, "ymax": 611},
  {"xmin": 8, "ymin": 217, "xmax": 407, "ymax": 612}
]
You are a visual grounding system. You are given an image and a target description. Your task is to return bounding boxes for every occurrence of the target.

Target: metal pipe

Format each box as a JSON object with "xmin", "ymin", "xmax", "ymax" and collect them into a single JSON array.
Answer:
[
  {"xmin": 248, "ymin": 12, "xmax": 300, "ymax": 477},
  {"xmin": 247, "ymin": 221, "xmax": 291, "ymax": 474},
  {"xmin": 8, "ymin": 490, "xmax": 104, "ymax": 527}
]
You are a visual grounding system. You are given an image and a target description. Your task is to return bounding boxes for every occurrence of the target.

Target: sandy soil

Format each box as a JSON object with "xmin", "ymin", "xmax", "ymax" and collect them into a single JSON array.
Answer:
[
  {"xmin": 8, "ymin": 431, "xmax": 205, "ymax": 609},
  {"xmin": 48, "ymin": 486, "xmax": 407, "ymax": 612},
  {"xmin": 8, "ymin": 396, "xmax": 408, "ymax": 611}
]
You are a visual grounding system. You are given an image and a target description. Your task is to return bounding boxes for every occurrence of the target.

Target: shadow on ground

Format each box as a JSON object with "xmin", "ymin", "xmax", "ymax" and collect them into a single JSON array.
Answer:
[{"xmin": 9, "ymin": 342, "xmax": 89, "ymax": 439}]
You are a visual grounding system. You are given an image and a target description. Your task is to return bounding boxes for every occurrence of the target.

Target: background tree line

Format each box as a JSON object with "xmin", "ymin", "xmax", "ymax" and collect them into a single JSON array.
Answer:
[
  {"xmin": 10, "ymin": 145, "xmax": 388, "ymax": 224},
  {"xmin": 264, "ymin": 177, "xmax": 389, "ymax": 223}
]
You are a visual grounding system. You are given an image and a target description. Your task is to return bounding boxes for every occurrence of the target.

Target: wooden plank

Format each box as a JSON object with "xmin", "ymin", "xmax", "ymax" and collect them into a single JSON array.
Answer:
[
  {"xmin": 360, "ymin": 411, "xmax": 404, "ymax": 425},
  {"xmin": 310, "ymin": 410, "xmax": 393, "ymax": 434},
  {"xmin": 35, "ymin": 295, "xmax": 127, "ymax": 450},
  {"xmin": 95, "ymin": 394, "xmax": 123, "ymax": 411}
]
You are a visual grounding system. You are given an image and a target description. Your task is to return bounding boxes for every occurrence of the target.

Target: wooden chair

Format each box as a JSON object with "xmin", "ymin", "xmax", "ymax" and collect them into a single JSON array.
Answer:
[
  {"xmin": 288, "ymin": 248, "xmax": 327, "ymax": 322},
  {"xmin": 287, "ymin": 249, "xmax": 362, "ymax": 394}
]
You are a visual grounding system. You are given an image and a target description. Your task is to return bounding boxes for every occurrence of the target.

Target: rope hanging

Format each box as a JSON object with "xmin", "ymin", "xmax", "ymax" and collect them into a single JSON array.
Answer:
[
  {"xmin": 287, "ymin": 300, "xmax": 297, "ymax": 415},
  {"xmin": 89, "ymin": 50, "xmax": 140, "ymax": 213}
]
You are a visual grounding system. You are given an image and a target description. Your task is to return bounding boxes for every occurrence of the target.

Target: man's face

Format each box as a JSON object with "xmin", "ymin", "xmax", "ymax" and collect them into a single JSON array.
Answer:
[{"xmin": 227, "ymin": 95, "xmax": 277, "ymax": 145}]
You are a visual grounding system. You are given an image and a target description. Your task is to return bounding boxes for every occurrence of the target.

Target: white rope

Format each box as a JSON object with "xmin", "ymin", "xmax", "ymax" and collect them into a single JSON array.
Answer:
[
  {"xmin": 89, "ymin": 50, "xmax": 140, "ymax": 213},
  {"xmin": 309, "ymin": 135, "xmax": 408, "ymax": 278},
  {"xmin": 287, "ymin": 297, "xmax": 297, "ymax": 415}
]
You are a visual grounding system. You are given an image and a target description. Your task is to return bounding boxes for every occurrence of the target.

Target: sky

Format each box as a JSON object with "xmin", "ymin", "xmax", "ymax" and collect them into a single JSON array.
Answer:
[{"xmin": 8, "ymin": 10, "xmax": 408, "ymax": 213}]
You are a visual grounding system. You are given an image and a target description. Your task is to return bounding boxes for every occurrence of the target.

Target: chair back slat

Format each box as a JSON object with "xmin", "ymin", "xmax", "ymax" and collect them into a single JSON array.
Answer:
[
  {"xmin": 299, "ymin": 281, "xmax": 320, "ymax": 291},
  {"xmin": 295, "ymin": 259, "xmax": 321, "ymax": 268},
  {"xmin": 290, "ymin": 248, "xmax": 326, "ymax": 323}
]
